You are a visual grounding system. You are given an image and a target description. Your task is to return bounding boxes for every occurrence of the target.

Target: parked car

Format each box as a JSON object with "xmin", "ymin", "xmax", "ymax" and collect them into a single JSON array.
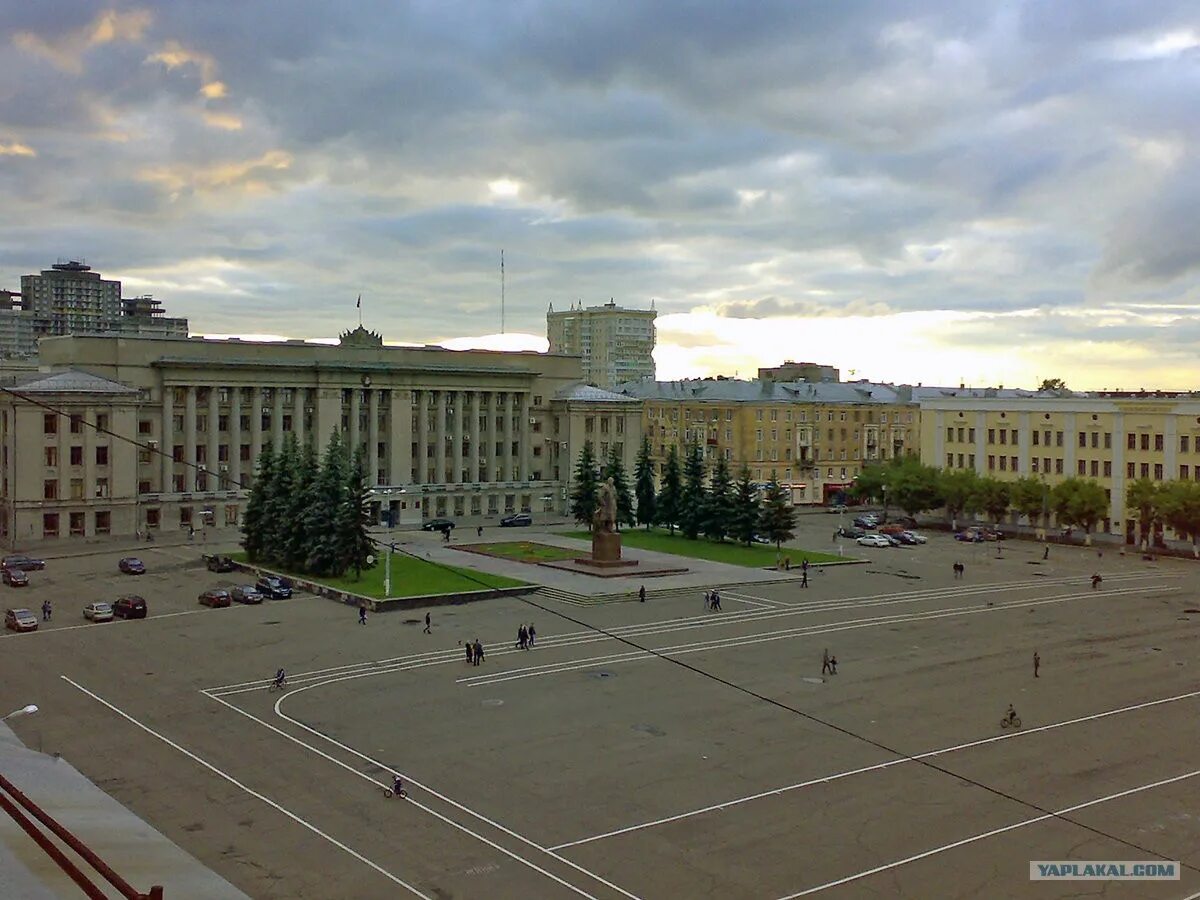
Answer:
[
  {"xmin": 954, "ymin": 530, "xmax": 985, "ymax": 542},
  {"xmin": 2, "ymin": 567, "xmax": 29, "ymax": 587},
  {"xmin": 113, "ymin": 595, "xmax": 148, "ymax": 619},
  {"xmin": 893, "ymin": 531, "xmax": 919, "ymax": 545},
  {"xmin": 5, "ymin": 608, "xmax": 37, "ymax": 632},
  {"xmin": 231, "ymin": 585, "xmax": 264, "ymax": 604},
  {"xmin": 750, "ymin": 534, "xmax": 772, "ymax": 544},
  {"xmin": 499, "ymin": 513, "xmax": 533, "ymax": 527},
  {"xmin": 881, "ymin": 533, "xmax": 902, "ymax": 546},
  {"xmin": 901, "ymin": 531, "xmax": 928, "ymax": 544},
  {"xmin": 2, "ymin": 554, "xmax": 45, "ymax": 572},
  {"xmin": 198, "ymin": 589, "xmax": 232, "ymax": 608},
  {"xmin": 422, "ymin": 518, "xmax": 455, "ymax": 533},
  {"xmin": 856, "ymin": 534, "xmax": 891, "ymax": 547},
  {"xmin": 255, "ymin": 576, "xmax": 292, "ymax": 599},
  {"xmin": 204, "ymin": 555, "xmax": 235, "ymax": 573},
  {"xmin": 836, "ymin": 526, "xmax": 866, "ymax": 539},
  {"xmin": 853, "ymin": 515, "xmax": 879, "ymax": 529},
  {"xmin": 118, "ymin": 557, "xmax": 146, "ymax": 575},
  {"xmin": 826, "ymin": 504, "xmax": 847, "ymax": 514},
  {"xmin": 83, "ymin": 601, "xmax": 114, "ymax": 622}
]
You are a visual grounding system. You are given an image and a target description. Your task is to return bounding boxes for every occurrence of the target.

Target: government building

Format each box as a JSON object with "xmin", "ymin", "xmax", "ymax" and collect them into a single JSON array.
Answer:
[{"xmin": 0, "ymin": 328, "xmax": 642, "ymax": 542}]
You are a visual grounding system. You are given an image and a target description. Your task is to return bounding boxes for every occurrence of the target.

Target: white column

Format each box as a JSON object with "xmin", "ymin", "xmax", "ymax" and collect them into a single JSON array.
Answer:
[
  {"xmin": 974, "ymin": 412, "xmax": 986, "ymax": 475},
  {"xmin": 485, "ymin": 392, "xmax": 497, "ymax": 482},
  {"xmin": 470, "ymin": 391, "xmax": 482, "ymax": 482},
  {"xmin": 503, "ymin": 392, "xmax": 514, "ymax": 482},
  {"xmin": 207, "ymin": 386, "xmax": 219, "ymax": 491},
  {"xmin": 184, "ymin": 386, "xmax": 198, "ymax": 491},
  {"xmin": 272, "ymin": 388, "xmax": 284, "ymax": 452},
  {"xmin": 294, "ymin": 387, "xmax": 306, "ymax": 448},
  {"xmin": 388, "ymin": 389, "xmax": 410, "ymax": 485},
  {"xmin": 1018, "ymin": 412, "xmax": 1031, "ymax": 475},
  {"xmin": 368, "ymin": 389, "xmax": 380, "ymax": 485},
  {"xmin": 250, "ymin": 387, "xmax": 263, "ymax": 481},
  {"xmin": 452, "ymin": 391, "xmax": 464, "ymax": 483},
  {"xmin": 1112, "ymin": 411, "xmax": 1126, "ymax": 527},
  {"xmin": 416, "ymin": 390, "xmax": 429, "ymax": 484},
  {"xmin": 160, "ymin": 387, "xmax": 174, "ymax": 493},
  {"xmin": 230, "ymin": 388, "xmax": 243, "ymax": 487},
  {"xmin": 1064, "ymin": 413, "xmax": 1077, "ymax": 476},
  {"xmin": 350, "ymin": 388, "xmax": 362, "ymax": 457},
  {"xmin": 520, "ymin": 393, "xmax": 532, "ymax": 482},
  {"xmin": 435, "ymin": 390, "xmax": 447, "ymax": 483}
]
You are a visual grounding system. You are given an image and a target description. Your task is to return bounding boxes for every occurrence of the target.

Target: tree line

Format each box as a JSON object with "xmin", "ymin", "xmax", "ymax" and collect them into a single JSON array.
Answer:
[
  {"xmin": 569, "ymin": 437, "xmax": 796, "ymax": 548},
  {"xmin": 854, "ymin": 456, "xmax": 1200, "ymax": 552},
  {"xmin": 242, "ymin": 431, "xmax": 375, "ymax": 577}
]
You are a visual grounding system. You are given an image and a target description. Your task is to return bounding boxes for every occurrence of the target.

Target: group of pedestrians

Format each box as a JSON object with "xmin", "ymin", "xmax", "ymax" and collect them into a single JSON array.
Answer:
[
  {"xmin": 465, "ymin": 639, "xmax": 485, "ymax": 665},
  {"xmin": 821, "ymin": 648, "xmax": 838, "ymax": 676},
  {"xmin": 41, "ymin": 600, "xmax": 52, "ymax": 622},
  {"xmin": 516, "ymin": 622, "xmax": 537, "ymax": 649},
  {"xmin": 704, "ymin": 589, "xmax": 722, "ymax": 611}
]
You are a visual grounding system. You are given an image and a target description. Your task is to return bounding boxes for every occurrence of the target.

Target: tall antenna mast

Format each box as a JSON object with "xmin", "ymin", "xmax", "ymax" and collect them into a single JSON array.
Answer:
[{"xmin": 500, "ymin": 249, "xmax": 506, "ymax": 334}]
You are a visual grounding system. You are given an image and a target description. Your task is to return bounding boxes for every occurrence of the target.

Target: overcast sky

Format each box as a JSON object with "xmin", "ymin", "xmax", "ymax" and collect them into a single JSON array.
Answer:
[{"xmin": 2, "ymin": 2, "xmax": 1198, "ymax": 389}]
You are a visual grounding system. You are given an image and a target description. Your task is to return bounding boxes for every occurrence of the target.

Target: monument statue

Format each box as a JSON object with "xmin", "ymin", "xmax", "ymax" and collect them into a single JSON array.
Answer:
[{"xmin": 594, "ymin": 477, "xmax": 618, "ymax": 533}]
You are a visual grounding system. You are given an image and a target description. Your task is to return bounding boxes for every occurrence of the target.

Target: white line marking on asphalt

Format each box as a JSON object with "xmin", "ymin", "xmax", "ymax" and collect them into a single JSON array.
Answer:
[
  {"xmin": 548, "ymin": 686, "xmax": 1200, "ymax": 850},
  {"xmin": 777, "ymin": 767, "xmax": 1200, "ymax": 898},
  {"xmin": 60, "ymin": 676, "xmax": 434, "ymax": 900},
  {"xmin": 463, "ymin": 587, "xmax": 1171, "ymax": 687},
  {"xmin": 270, "ymin": 683, "xmax": 642, "ymax": 900}
]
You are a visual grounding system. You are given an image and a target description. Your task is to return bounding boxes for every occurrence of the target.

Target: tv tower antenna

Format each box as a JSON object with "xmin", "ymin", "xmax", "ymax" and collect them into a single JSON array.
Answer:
[{"xmin": 500, "ymin": 249, "xmax": 505, "ymax": 334}]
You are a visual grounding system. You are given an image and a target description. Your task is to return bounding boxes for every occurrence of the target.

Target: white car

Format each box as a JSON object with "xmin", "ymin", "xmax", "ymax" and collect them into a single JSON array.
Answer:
[
  {"xmin": 856, "ymin": 534, "xmax": 891, "ymax": 547},
  {"xmin": 902, "ymin": 531, "xmax": 928, "ymax": 544},
  {"xmin": 83, "ymin": 601, "xmax": 114, "ymax": 622}
]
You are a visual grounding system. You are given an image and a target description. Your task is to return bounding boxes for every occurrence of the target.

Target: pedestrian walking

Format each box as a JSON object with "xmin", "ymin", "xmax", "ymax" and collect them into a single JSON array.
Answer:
[
  {"xmin": 801, "ymin": 558, "xmax": 810, "ymax": 576},
  {"xmin": 1033, "ymin": 650, "xmax": 1040, "ymax": 678},
  {"xmin": 704, "ymin": 589, "xmax": 711, "ymax": 610},
  {"xmin": 821, "ymin": 648, "xmax": 831, "ymax": 676},
  {"xmin": 1091, "ymin": 574, "xmax": 1102, "ymax": 590},
  {"xmin": 638, "ymin": 585, "xmax": 646, "ymax": 603},
  {"xmin": 517, "ymin": 624, "xmax": 528, "ymax": 650},
  {"xmin": 528, "ymin": 623, "xmax": 536, "ymax": 647},
  {"xmin": 953, "ymin": 562, "xmax": 965, "ymax": 579},
  {"xmin": 358, "ymin": 604, "xmax": 367, "ymax": 625},
  {"xmin": 1042, "ymin": 545, "xmax": 1049, "ymax": 561},
  {"xmin": 473, "ymin": 639, "xmax": 484, "ymax": 665},
  {"xmin": 423, "ymin": 612, "xmax": 431, "ymax": 634},
  {"xmin": 477, "ymin": 525, "xmax": 483, "ymax": 537},
  {"xmin": 41, "ymin": 600, "xmax": 51, "ymax": 622},
  {"xmin": 443, "ymin": 529, "xmax": 451, "ymax": 543},
  {"xmin": 188, "ymin": 525, "xmax": 195, "ymax": 542},
  {"xmin": 711, "ymin": 590, "xmax": 721, "ymax": 611},
  {"xmin": 801, "ymin": 569, "xmax": 809, "ymax": 588},
  {"xmin": 464, "ymin": 642, "xmax": 473, "ymax": 665},
  {"xmin": 829, "ymin": 655, "xmax": 838, "ymax": 675}
]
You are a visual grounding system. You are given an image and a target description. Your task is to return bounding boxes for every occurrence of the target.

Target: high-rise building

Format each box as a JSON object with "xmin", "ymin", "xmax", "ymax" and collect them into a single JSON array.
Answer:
[
  {"xmin": 547, "ymin": 299, "xmax": 656, "ymax": 389},
  {"xmin": 0, "ymin": 261, "xmax": 188, "ymax": 358}
]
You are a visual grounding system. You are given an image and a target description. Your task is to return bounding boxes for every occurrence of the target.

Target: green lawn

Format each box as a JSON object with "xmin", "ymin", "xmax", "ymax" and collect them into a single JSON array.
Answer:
[
  {"xmin": 231, "ymin": 552, "xmax": 526, "ymax": 599},
  {"xmin": 557, "ymin": 528, "xmax": 846, "ymax": 567},
  {"xmin": 464, "ymin": 541, "xmax": 580, "ymax": 564}
]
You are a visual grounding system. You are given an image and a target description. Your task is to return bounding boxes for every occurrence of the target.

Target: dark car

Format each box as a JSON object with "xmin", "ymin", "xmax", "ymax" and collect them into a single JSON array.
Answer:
[
  {"xmin": 836, "ymin": 526, "xmax": 866, "ymax": 539},
  {"xmin": 422, "ymin": 518, "xmax": 455, "ymax": 533},
  {"xmin": 499, "ymin": 513, "xmax": 532, "ymax": 527},
  {"xmin": 255, "ymin": 576, "xmax": 292, "ymax": 599},
  {"xmin": 2, "ymin": 567, "xmax": 29, "ymax": 587},
  {"xmin": 954, "ymin": 530, "xmax": 985, "ymax": 542},
  {"xmin": 231, "ymin": 585, "xmax": 264, "ymax": 604},
  {"xmin": 205, "ymin": 555, "xmax": 235, "ymax": 573},
  {"xmin": 113, "ymin": 595, "xmax": 148, "ymax": 619},
  {"xmin": 198, "ymin": 589, "xmax": 232, "ymax": 608},
  {"xmin": 118, "ymin": 557, "xmax": 146, "ymax": 575},
  {"xmin": 894, "ymin": 531, "xmax": 920, "ymax": 545},
  {"xmin": 2, "ymin": 554, "xmax": 45, "ymax": 572},
  {"xmin": 852, "ymin": 515, "xmax": 878, "ymax": 529}
]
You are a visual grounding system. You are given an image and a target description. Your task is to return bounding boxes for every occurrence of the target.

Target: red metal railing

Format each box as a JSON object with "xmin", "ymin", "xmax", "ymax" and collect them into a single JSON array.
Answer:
[{"xmin": 0, "ymin": 771, "xmax": 163, "ymax": 899}]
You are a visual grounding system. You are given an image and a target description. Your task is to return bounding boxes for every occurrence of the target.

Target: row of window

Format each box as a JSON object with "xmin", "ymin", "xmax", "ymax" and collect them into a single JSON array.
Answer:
[
  {"xmin": 169, "ymin": 387, "xmax": 539, "ymax": 407},
  {"xmin": 952, "ymin": 425, "xmax": 1200, "ymax": 454},
  {"xmin": 43, "ymin": 413, "xmax": 109, "ymax": 435},
  {"xmin": 44, "ymin": 446, "xmax": 109, "ymax": 467}
]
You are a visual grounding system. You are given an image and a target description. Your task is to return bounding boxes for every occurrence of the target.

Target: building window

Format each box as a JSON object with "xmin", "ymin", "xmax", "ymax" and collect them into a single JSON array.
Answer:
[
  {"xmin": 96, "ymin": 446, "xmax": 109, "ymax": 466},
  {"xmin": 968, "ymin": 428, "xmax": 976, "ymax": 442},
  {"xmin": 1078, "ymin": 432, "xmax": 1086, "ymax": 448},
  {"xmin": 1127, "ymin": 462, "xmax": 1135, "ymax": 478},
  {"xmin": 999, "ymin": 456, "xmax": 1007, "ymax": 471},
  {"xmin": 1055, "ymin": 431, "xmax": 1064, "ymax": 447},
  {"xmin": 987, "ymin": 455, "xmax": 995, "ymax": 471},
  {"xmin": 1090, "ymin": 460, "xmax": 1098, "ymax": 477},
  {"xmin": 1155, "ymin": 434, "xmax": 1164, "ymax": 451},
  {"xmin": 96, "ymin": 414, "xmax": 109, "ymax": 432},
  {"xmin": 1154, "ymin": 463, "xmax": 1164, "ymax": 480},
  {"xmin": 968, "ymin": 454, "xmax": 975, "ymax": 468},
  {"xmin": 1077, "ymin": 459, "xmax": 1086, "ymax": 475},
  {"xmin": 70, "ymin": 415, "xmax": 83, "ymax": 434},
  {"xmin": 1182, "ymin": 435, "xmax": 1191, "ymax": 453},
  {"xmin": 179, "ymin": 506, "xmax": 193, "ymax": 526},
  {"xmin": 96, "ymin": 478, "xmax": 109, "ymax": 498},
  {"xmin": 1090, "ymin": 432, "xmax": 1098, "ymax": 448},
  {"xmin": 95, "ymin": 511, "xmax": 111, "ymax": 535},
  {"xmin": 70, "ymin": 478, "xmax": 84, "ymax": 499},
  {"xmin": 1182, "ymin": 465, "xmax": 1190, "ymax": 480},
  {"xmin": 1032, "ymin": 431, "xmax": 1040, "ymax": 446},
  {"xmin": 1031, "ymin": 458, "xmax": 1040, "ymax": 473},
  {"xmin": 1140, "ymin": 434, "xmax": 1150, "ymax": 451},
  {"xmin": 1011, "ymin": 456, "xmax": 1018, "ymax": 471},
  {"xmin": 43, "ymin": 513, "xmax": 59, "ymax": 539},
  {"xmin": 138, "ymin": 480, "xmax": 151, "ymax": 494},
  {"xmin": 1103, "ymin": 461, "xmax": 1111, "ymax": 477},
  {"xmin": 1127, "ymin": 433, "xmax": 1136, "ymax": 450},
  {"xmin": 69, "ymin": 446, "xmax": 83, "ymax": 466},
  {"xmin": 987, "ymin": 429, "xmax": 995, "ymax": 444},
  {"xmin": 44, "ymin": 446, "xmax": 58, "ymax": 467},
  {"xmin": 43, "ymin": 479, "xmax": 58, "ymax": 500},
  {"xmin": 1140, "ymin": 463, "xmax": 1150, "ymax": 478},
  {"xmin": 1104, "ymin": 432, "xmax": 1112, "ymax": 449},
  {"xmin": 69, "ymin": 511, "xmax": 85, "ymax": 536},
  {"xmin": 44, "ymin": 413, "xmax": 57, "ymax": 435}
]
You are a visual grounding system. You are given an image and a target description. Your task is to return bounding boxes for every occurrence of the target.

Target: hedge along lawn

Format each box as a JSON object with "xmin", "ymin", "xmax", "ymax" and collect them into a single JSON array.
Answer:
[
  {"xmin": 462, "ymin": 541, "xmax": 580, "ymax": 564},
  {"xmin": 231, "ymin": 552, "xmax": 526, "ymax": 599},
  {"xmin": 557, "ymin": 528, "xmax": 846, "ymax": 567}
]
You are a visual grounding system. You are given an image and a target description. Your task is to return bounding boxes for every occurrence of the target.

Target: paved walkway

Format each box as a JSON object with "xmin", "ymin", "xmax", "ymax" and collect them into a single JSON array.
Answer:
[{"xmin": 0, "ymin": 722, "xmax": 249, "ymax": 899}]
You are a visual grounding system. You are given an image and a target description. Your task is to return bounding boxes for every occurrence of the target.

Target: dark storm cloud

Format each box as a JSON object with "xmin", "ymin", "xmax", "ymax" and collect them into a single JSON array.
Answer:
[{"xmin": 1, "ymin": 0, "xmax": 1198, "ymax": 363}]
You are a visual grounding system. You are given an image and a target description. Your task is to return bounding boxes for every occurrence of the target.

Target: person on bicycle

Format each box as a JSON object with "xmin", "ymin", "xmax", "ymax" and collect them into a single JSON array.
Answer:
[
  {"xmin": 274, "ymin": 668, "xmax": 286, "ymax": 688},
  {"xmin": 1004, "ymin": 703, "xmax": 1017, "ymax": 725},
  {"xmin": 392, "ymin": 774, "xmax": 404, "ymax": 795}
]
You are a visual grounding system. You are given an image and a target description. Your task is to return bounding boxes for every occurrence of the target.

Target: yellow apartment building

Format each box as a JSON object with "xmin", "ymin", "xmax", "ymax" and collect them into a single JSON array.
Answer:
[{"xmin": 617, "ymin": 379, "xmax": 919, "ymax": 504}]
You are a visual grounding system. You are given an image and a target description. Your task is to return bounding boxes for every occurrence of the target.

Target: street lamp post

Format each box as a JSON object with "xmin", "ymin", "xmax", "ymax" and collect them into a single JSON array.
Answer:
[
  {"xmin": 3, "ymin": 704, "xmax": 37, "ymax": 721},
  {"xmin": 384, "ymin": 542, "xmax": 395, "ymax": 598}
]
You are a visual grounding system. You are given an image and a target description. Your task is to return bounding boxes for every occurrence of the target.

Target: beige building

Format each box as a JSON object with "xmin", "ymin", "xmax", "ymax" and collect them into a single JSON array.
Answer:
[
  {"xmin": 918, "ymin": 388, "xmax": 1200, "ymax": 540},
  {"xmin": 757, "ymin": 360, "xmax": 840, "ymax": 383},
  {"xmin": 619, "ymin": 379, "xmax": 919, "ymax": 504},
  {"xmin": 546, "ymin": 300, "xmax": 656, "ymax": 388},
  {"xmin": 0, "ymin": 328, "xmax": 641, "ymax": 542}
]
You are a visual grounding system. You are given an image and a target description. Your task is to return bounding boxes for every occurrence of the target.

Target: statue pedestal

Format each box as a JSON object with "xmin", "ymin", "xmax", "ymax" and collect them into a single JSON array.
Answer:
[{"xmin": 576, "ymin": 530, "xmax": 638, "ymax": 569}]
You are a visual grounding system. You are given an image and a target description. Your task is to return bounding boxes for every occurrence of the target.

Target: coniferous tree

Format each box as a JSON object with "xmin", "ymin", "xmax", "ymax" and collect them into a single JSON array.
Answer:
[
  {"xmin": 570, "ymin": 441, "xmax": 600, "ymax": 528},
  {"xmin": 304, "ymin": 431, "xmax": 349, "ymax": 576},
  {"xmin": 285, "ymin": 439, "xmax": 320, "ymax": 571},
  {"xmin": 731, "ymin": 466, "xmax": 759, "ymax": 546},
  {"xmin": 264, "ymin": 433, "xmax": 299, "ymax": 564},
  {"xmin": 603, "ymin": 445, "xmax": 635, "ymax": 529},
  {"xmin": 656, "ymin": 445, "xmax": 683, "ymax": 535},
  {"xmin": 336, "ymin": 446, "xmax": 376, "ymax": 579},
  {"xmin": 679, "ymin": 442, "xmax": 707, "ymax": 539},
  {"xmin": 759, "ymin": 478, "xmax": 796, "ymax": 549},
  {"xmin": 241, "ymin": 444, "xmax": 277, "ymax": 563},
  {"xmin": 634, "ymin": 435, "xmax": 657, "ymax": 529},
  {"xmin": 703, "ymin": 456, "xmax": 735, "ymax": 541}
]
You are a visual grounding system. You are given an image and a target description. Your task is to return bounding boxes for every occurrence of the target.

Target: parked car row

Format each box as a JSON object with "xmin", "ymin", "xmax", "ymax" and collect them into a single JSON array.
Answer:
[
  {"xmin": 954, "ymin": 526, "xmax": 1005, "ymax": 542},
  {"xmin": 856, "ymin": 531, "xmax": 928, "ymax": 548}
]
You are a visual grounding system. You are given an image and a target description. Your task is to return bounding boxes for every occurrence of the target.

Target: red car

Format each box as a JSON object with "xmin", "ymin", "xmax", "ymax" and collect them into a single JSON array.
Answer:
[{"xmin": 198, "ymin": 589, "xmax": 232, "ymax": 608}]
